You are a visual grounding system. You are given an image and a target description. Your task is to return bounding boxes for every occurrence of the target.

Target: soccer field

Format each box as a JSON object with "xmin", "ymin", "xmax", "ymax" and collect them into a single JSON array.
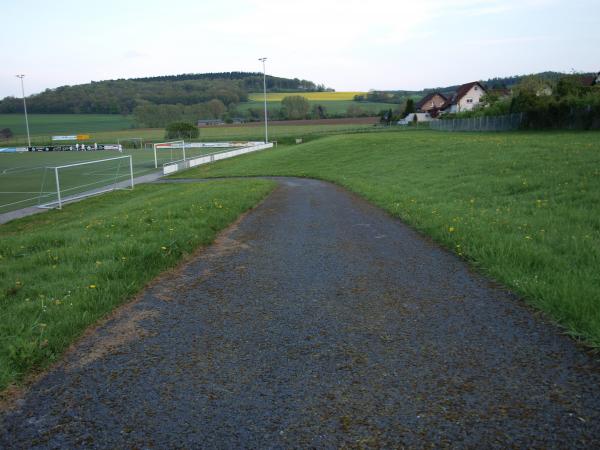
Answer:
[{"xmin": 0, "ymin": 146, "xmax": 220, "ymax": 213}]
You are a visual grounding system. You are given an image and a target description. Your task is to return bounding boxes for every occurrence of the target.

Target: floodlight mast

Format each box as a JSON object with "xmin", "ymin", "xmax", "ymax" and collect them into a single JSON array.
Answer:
[
  {"xmin": 16, "ymin": 75, "xmax": 31, "ymax": 147},
  {"xmin": 259, "ymin": 57, "xmax": 268, "ymax": 143}
]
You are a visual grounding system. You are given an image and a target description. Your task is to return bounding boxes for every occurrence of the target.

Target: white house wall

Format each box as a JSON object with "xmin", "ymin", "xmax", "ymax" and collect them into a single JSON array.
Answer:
[{"xmin": 458, "ymin": 85, "xmax": 485, "ymax": 111}]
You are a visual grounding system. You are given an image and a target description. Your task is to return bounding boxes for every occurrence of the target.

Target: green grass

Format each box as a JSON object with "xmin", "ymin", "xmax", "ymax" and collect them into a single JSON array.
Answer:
[
  {"xmin": 1, "ymin": 123, "xmax": 397, "ymax": 213},
  {"xmin": 200, "ymin": 123, "xmax": 380, "ymax": 142},
  {"xmin": 0, "ymin": 114, "xmax": 135, "ymax": 137},
  {"xmin": 1, "ymin": 119, "xmax": 382, "ymax": 147},
  {"xmin": 237, "ymin": 100, "xmax": 398, "ymax": 115},
  {"xmin": 248, "ymin": 92, "xmax": 365, "ymax": 101},
  {"xmin": 175, "ymin": 130, "xmax": 600, "ymax": 347},
  {"xmin": 0, "ymin": 147, "xmax": 224, "ymax": 213},
  {"xmin": 0, "ymin": 179, "xmax": 275, "ymax": 390}
]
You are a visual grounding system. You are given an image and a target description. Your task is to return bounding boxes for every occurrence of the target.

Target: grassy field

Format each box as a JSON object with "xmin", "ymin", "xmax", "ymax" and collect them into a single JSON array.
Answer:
[
  {"xmin": 237, "ymin": 99, "xmax": 397, "ymax": 116},
  {"xmin": 175, "ymin": 130, "xmax": 600, "ymax": 347},
  {"xmin": 0, "ymin": 146, "xmax": 224, "ymax": 213},
  {"xmin": 245, "ymin": 91, "xmax": 402, "ymax": 116},
  {"xmin": 1, "ymin": 123, "xmax": 396, "ymax": 213},
  {"xmin": 248, "ymin": 92, "xmax": 365, "ymax": 101},
  {"xmin": 0, "ymin": 179, "xmax": 275, "ymax": 391},
  {"xmin": 0, "ymin": 114, "xmax": 135, "ymax": 137},
  {"xmin": 2, "ymin": 118, "xmax": 382, "ymax": 146}
]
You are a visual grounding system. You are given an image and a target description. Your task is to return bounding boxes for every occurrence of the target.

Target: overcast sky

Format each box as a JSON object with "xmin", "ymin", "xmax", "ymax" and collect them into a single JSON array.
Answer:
[{"xmin": 1, "ymin": 0, "xmax": 598, "ymax": 98}]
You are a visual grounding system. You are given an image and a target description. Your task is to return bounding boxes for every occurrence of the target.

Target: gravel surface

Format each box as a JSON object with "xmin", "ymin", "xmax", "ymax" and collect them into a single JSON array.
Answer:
[{"xmin": 2, "ymin": 177, "xmax": 600, "ymax": 448}]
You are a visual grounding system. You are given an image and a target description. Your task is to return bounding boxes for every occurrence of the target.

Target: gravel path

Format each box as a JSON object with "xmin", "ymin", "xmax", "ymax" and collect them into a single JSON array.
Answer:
[{"xmin": 2, "ymin": 177, "xmax": 600, "ymax": 448}]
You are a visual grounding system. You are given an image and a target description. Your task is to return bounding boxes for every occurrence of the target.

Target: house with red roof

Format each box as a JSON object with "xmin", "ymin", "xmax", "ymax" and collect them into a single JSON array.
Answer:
[
  {"xmin": 579, "ymin": 72, "xmax": 600, "ymax": 87},
  {"xmin": 416, "ymin": 92, "xmax": 448, "ymax": 113},
  {"xmin": 441, "ymin": 81, "xmax": 487, "ymax": 113}
]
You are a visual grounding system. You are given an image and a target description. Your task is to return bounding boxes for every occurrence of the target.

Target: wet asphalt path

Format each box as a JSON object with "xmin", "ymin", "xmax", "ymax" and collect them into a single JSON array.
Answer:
[{"xmin": 2, "ymin": 177, "xmax": 600, "ymax": 448}]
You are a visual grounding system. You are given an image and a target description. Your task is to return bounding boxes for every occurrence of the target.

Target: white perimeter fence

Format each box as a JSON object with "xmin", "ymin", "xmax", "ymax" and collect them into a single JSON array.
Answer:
[
  {"xmin": 162, "ymin": 142, "xmax": 274, "ymax": 175},
  {"xmin": 430, "ymin": 113, "xmax": 525, "ymax": 132}
]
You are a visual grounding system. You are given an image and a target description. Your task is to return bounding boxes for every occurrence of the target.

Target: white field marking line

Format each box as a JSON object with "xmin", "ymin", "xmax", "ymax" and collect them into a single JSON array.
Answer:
[
  {"xmin": 0, "ymin": 191, "xmax": 56, "ymax": 194},
  {"xmin": 1, "ymin": 165, "xmax": 47, "ymax": 175},
  {"xmin": 79, "ymin": 171, "xmax": 127, "ymax": 176},
  {"xmin": 1, "ymin": 193, "xmax": 56, "ymax": 209}
]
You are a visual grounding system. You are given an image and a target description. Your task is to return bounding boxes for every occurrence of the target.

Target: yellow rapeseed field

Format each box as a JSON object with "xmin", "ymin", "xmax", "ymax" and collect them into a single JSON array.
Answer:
[{"xmin": 247, "ymin": 92, "xmax": 365, "ymax": 102}]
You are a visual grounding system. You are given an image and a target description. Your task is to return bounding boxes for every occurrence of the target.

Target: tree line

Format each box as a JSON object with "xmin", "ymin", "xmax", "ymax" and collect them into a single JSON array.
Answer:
[
  {"xmin": 443, "ymin": 74, "xmax": 600, "ymax": 129},
  {"xmin": 133, "ymin": 101, "xmax": 227, "ymax": 128},
  {"xmin": 128, "ymin": 72, "xmax": 323, "ymax": 92},
  {"xmin": 0, "ymin": 73, "xmax": 327, "ymax": 115}
]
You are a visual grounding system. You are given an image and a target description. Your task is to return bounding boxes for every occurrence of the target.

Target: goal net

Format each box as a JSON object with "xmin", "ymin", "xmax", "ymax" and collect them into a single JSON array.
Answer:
[
  {"xmin": 38, "ymin": 155, "xmax": 134, "ymax": 209},
  {"xmin": 153, "ymin": 140, "xmax": 185, "ymax": 168}
]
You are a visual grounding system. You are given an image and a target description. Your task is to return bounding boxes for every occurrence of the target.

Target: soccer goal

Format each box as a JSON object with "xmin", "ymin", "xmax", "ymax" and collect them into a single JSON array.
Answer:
[
  {"xmin": 153, "ymin": 140, "xmax": 185, "ymax": 168},
  {"xmin": 38, "ymin": 155, "xmax": 134, "ymax": 209}
]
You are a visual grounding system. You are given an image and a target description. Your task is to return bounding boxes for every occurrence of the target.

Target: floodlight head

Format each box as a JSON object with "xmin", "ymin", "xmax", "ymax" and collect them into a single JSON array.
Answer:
[
  {"xmin": 16, "ymin": 74, "xmax": 25, "ymax": 79},
  {"xmin": 258, "ymin": 57, "xmax": 267, "ymax": 62}
]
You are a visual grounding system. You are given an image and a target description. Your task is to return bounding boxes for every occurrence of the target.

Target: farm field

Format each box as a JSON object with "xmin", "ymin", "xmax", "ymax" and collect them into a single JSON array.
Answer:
[
  {"xmin": 237, "ymin": 99, "xmax": 398, "ymax": 116},
  {"xmin": 0, "ymin": 179, "xmax": 275, "ymax": 391},
  {"xmin": 2, "ymin": 119, "xmax": 382, "ymax": 146},
  {"xmin": 177, "ymin": 130, "xmax": 600, "ymax": 347},
  {"xmin": 248, "ymin": 91, "xmax": 365, "ymax": 101},
  {"xmin": 0, "ymin": 114, "xmax": 135, "ymax": 137}
]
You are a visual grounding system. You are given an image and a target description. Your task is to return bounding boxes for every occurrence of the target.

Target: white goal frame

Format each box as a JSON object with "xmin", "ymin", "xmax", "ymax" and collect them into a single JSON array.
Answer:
[
  {"xmin": 38, "ymin": 155, "xmax": 134, "ymax": 210},
  {"xmin": 153, "ymin": 140, "xmax": 185, "ymax": 168}
]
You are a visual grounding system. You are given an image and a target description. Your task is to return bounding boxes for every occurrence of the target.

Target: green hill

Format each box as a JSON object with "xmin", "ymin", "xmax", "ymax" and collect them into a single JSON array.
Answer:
[{"xmin": 0, "ymin": 72, "xmax": 325, "ymax": 115}]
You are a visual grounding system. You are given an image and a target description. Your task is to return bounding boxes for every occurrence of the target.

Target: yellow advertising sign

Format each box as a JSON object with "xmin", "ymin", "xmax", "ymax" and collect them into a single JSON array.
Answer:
[{"xmin": 76, "ymin": 134, "xmax": 91, "ymax": 140}]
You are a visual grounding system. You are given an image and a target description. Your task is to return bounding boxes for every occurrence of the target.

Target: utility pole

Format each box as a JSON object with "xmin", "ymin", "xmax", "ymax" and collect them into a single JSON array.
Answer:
[
  {"xmin": 16, "ymin": 75, "xmax": 31, "ymax": 147},
  {"xmin": 258, "ymin": 57, "xmax": 268, "ymax": 143}
]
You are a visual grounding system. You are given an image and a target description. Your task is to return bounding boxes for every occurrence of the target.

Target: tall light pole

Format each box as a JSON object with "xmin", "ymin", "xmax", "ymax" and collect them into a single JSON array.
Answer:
[
  {"xmin": 258, "ymin": 57, "xmax": 268, "ymax": 143},
  {"xmin": 16, "ymin": 75, "xmax": 31, "ymax": 147}
]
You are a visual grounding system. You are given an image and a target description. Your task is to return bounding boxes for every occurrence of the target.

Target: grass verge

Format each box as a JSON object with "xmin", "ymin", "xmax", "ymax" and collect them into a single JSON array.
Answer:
[
  {"xmin": 0, "ymin": 179, "xmax": 275, "ymax": 391},
  {"xmin": 175, "ymin": 130, "xmax": 600, "ymax": 346}
]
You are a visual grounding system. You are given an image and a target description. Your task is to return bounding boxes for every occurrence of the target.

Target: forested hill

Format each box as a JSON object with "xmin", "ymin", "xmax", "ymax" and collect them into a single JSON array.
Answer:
[
  {"xmin": 0, "ymin": 72, "xmax": 325, "ymax": 114},
  {"xmin": 420, "ymin": 71, "xmax": 574, "ymax": 96}
]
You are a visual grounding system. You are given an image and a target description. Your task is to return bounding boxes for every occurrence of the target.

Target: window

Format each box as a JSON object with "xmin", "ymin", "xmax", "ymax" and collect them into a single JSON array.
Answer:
[
  {"xmin": 466, "ymin": 98, "xmax": 473, "ymax": 103},
  {"xmin": 474, "ymin": 86, "xmax": 478, "ymax": 90}
]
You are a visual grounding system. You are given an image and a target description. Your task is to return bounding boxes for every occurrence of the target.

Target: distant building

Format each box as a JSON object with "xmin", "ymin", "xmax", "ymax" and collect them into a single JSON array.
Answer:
[
  {"xmin": 579, "ymin": 72, "xmax": 600, "ymax": 87},
  {"xmin": 536, "ymin": 86, "xmax": 553, "ymax": 97},
  {"xmin": 487, "ymin": 88, "xmax": 512, "ymax": 99},
  {"xmin": 416, "ymin": 92, "xmax": 447, "ymax": 113},
  {"xmin": 197, "ymin": 119, "xmax": 225, "ymax": 127},
  {"xmin": 397, "ymin": 112, "xmax": 435, "ymax": 125},
  {"xmin": 441, "ymin": 81, "xmax": 487, "ymax": 113},
  {"xmin": 231, "ymin": 117, "xmax": 246, "ymax": 124}
]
